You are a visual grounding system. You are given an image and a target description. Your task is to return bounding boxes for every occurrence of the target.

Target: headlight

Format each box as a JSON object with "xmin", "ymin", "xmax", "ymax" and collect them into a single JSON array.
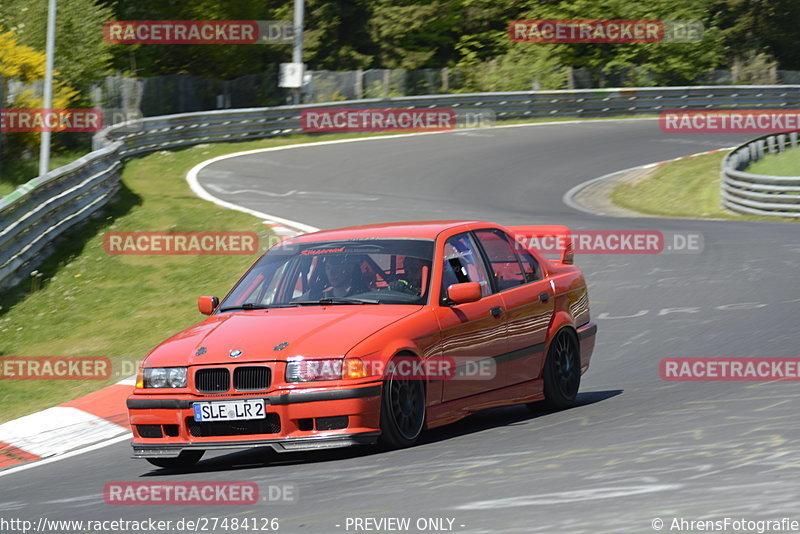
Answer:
[
  {"xmin": 142, "ymin": 367, "xmax": 187, "ymax": 388},
  {"xmin": 342, "ymin": 359, "xmax": 367, "ymax": 379},
  {"xmin": 286, "ymin": 359, "xmax": 342, "ymax": 382},
  {"xmin": 285, "ymin": 358, "xmax": 367, "ymax": 382}
]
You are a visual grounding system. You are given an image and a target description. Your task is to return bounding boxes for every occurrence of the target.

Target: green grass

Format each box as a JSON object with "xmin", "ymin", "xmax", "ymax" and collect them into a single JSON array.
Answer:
[
  {"xmin": 747, "ymin": 147, "xmax": 800, "ymax": 176},
  {"xmin": 611, "ymin": 150, "xmax": 800, "ymax": 222},
  {"xmin": 0, "ymin": 150, "xmax": 91, "ymax": 198},
  {"xmin": 0, "ymin": 116, "xmax": 663, "ymax": 423},
  {"xmin": 0, "ymin": 113, "xmax": 653, "ymax": 201},
  {"xmin": 0, "ymin": 139, "xmax": 297, "ymax": 423},
  {"xmin": 0, "ymin": 129, "xmax": 482, "ymax": 422}
]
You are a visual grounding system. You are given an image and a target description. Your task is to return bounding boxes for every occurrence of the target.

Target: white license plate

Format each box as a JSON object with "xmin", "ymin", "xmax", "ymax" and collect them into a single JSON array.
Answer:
[{"xmin": 192, "ymin": 399, "xmax": 265, "ymax": 422}]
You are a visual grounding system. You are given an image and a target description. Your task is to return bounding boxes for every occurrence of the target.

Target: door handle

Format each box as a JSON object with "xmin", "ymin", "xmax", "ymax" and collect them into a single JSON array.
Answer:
[
  {"xmin": 490, "ymin": 306, "xmax": 504, "ymax": 318},
  {"xmin": 539, "ymin": 292, "xmax": 550, "ymax": 302}
]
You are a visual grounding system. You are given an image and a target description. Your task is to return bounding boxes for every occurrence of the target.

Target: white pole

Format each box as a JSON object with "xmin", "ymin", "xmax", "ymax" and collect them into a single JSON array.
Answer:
[
  {"xmin": 292, "ymin": 0, "xmax": 304, "ymax": 105},
  {"xmin": 39, "ymin": 0, "xmax": 57, "ymax": 177}
]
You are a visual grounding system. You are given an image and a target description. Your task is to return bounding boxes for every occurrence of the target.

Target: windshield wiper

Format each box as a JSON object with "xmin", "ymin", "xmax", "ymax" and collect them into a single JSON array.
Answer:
[
  {"xmin": 217, "ymin": 303, "xmax": 297, "ymax": 312},
  {"xmin": 292, "ymin": 297, "xmax": 380, "ymax": 305}
]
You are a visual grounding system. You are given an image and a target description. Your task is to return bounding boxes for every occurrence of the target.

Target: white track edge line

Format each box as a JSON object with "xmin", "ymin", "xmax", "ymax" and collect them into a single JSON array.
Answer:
[
  {"xmin": 185, "ymin": 117, "xmax": 660, "ymax": 234},
  {"xmin": 562, "ymin": 146, "xmax": 737, "ymax": 218},
  {"xmin": 1, "ymin": 115, "xmax": 661, "ymax": 476}
]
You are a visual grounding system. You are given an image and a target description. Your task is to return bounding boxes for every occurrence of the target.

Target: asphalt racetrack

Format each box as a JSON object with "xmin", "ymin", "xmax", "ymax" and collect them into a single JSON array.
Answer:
[{"xmin": 3, "ymin": 118, "xmax": 799, "ymax": 533}]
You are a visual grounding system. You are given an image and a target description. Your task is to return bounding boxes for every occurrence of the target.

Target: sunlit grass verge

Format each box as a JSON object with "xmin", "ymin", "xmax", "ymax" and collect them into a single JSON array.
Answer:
[
  {"xmin": 0, "ymin": 116, "xmax": 661, "ymax": 423},
  {"xmin": 0, "ymin": 139, "xmax": 294, "ymax": 423},
  {"xmin": 0, "ymin": 150, "xmax": 91, "ymax": 198},
  {"xmin": 0, "ymin": 129, "xmax": 488, "ymax": 422},
  {"xmin": 611, "ymin": 150, "xmax": 800, "ymax": 222},
  {"xmin": 747, "ymin": 147, "xmax": 800, "ymax": 177}
]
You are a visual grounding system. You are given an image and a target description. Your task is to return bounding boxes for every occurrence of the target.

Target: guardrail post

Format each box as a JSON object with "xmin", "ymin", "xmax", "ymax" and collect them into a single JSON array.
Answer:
[
  {"xmin": 722, "ymin": 131, "xmax": 800, "ymax": 218},
  {"xmin": 6, "ymin": 85, "xmax": 800, "ymax": 291}
]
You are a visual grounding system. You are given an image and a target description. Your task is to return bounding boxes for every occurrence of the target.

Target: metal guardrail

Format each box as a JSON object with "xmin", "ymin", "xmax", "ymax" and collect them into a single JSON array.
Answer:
[
  {"xmin": 722, "ymin": 132, "xmax": 800, "ymax": 217},
  {"xmin": 3, "ymin": 85, "xmax": 800, "ymax": 291}
]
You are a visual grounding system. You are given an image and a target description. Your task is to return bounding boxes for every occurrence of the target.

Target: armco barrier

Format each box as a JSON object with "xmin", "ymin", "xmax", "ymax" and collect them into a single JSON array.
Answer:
[
  {"xmin": 2, "ymin": 85, "xmax": 800, "ymax": 290},
  {"xmin": 722, "ymin": 131, "xmax": 800, "ymax": 217}
]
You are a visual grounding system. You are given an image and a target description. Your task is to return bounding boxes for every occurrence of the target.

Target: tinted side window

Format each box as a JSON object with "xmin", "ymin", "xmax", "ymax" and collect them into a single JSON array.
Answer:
[
  {"xmin": 442, "ymin": 233, "xmax": 491, "ymax": 300},
  {"xmin": 514, "ymin": 246, "xmax": 542, "ymax": 282},
  {"xmin": 474, "ymin": 229, "xmax": 526, "ymax": 290}
]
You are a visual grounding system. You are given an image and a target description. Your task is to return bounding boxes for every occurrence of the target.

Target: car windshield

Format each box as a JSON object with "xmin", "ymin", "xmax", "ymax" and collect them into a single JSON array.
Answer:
[{"xmin": 218, "ymin": 239, "xmax": 435, "ymax": 309}]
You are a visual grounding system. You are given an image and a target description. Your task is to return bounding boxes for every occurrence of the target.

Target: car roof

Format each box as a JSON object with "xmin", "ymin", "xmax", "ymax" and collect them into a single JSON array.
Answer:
[{"xmin": 288, "ymin": 220, "xmax": 487, "ymax": 242}]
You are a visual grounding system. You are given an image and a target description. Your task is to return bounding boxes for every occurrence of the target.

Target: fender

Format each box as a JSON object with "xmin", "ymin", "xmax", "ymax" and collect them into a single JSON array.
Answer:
[{"xmin": 544, "ymin": 308, "xmax": 579, "ymax": 375}]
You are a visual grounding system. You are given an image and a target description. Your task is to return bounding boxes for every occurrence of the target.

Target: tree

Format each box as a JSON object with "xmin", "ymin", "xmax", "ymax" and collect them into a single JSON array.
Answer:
[
  {"xmin": 301, "ymin": 0, "xmax": 375, "ymax": 70},
  {"xmin": 0, "ymin": 0, "xmax": 114, "ymax": 96},
  {"xmin": 0, "ymin": 30, "xmax": 77, "ymax": 157},
  {"xmin": 710, "ymin": 0, "xmax": 800, "ymax": 71},
  {"xmin": 96, "ymin": 0, "xmax": 290, "ymax": 78},
  {"xmin": 508, "ymin": 0, "xmax": 726, "ymax": 86}
]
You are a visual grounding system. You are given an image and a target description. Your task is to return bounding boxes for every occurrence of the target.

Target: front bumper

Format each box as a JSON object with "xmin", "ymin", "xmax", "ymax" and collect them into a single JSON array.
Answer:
[{"xmin": 127, "ymin": 383, "xmax": 382, "ymax": 458}]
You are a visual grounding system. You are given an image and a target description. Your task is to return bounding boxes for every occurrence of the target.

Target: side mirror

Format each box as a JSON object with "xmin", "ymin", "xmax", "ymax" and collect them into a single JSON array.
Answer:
[
  {"xmin": 447, "ymin": 282, "xmax": 482, "ymax": 305},
  {"xmin": 198, "ymin": 296, "xmax": 219, "ymax": 315}
]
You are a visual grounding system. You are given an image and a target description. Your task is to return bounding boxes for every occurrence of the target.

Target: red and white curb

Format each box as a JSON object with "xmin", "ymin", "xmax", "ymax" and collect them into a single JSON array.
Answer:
[
  {"xmin": 0, "ymin": 377, "xmax": 135, "ymax": 471},
  {"xmin": 263, "ymin": 221, "xmax": 304, "ymax": 240},
  {"xmin": 0, "ymin": 156, "xmax": 318, "ymax": 473},
  {"xmin": 0, "ymin": 230, "xmax": 309, "ymax": 474},
  {"xmin": 640, "ymin": 146, "xmax": 732, "ymax": 169},
  {"xmin": 1, "ymin": 118, "xmax": 656, "ymax": 474}
]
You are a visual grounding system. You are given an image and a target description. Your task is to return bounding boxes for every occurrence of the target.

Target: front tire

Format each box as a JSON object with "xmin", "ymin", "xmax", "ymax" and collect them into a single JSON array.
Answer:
[
  {"xmin": 145, "ymin": 450, "xmax": 204, "ymax": 469},
  {"xmin": 379, "ymin": 356, "xmax": 426, "ymax": 449},
  {"xmin": 539, "ymin": 329, "xmax": 581, "ymax": 410}
]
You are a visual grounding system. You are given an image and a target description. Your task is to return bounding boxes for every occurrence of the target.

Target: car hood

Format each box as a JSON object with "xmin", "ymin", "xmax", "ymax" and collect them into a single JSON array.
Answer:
[{"xmin": 143, "ymin": 306, "xmax": 423, "ymax": 367}]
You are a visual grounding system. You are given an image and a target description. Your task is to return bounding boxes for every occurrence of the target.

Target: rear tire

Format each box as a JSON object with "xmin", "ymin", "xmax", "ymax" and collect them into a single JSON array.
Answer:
[
  {"xmin": 537, "ymin": 329, "xmax": 581, "ymax": 410},
  {"xmin": 379, "ymin": 356, "xmax": 426, "ymax": 449},
  {"xmin": 145, "ymin": 450, "xmax": 204, "ymax": 469}
]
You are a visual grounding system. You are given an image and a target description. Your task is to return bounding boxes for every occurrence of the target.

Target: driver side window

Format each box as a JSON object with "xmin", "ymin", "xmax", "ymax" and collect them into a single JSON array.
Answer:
[{"xmin": 441, "ymin": 233, "xmax": 491, "ymax": 302}]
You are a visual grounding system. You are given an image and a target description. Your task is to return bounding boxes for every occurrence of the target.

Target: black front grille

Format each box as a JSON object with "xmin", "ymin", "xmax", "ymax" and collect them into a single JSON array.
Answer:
[
  {"xmin": 233, "ymin": 366, "xmax": 270, "ymax": 391},
  {"xmin": 186, "ymin": 414, "xmax": 281, "ymax": 437},
  {"xmin": 316, "ymin": 416, "xmax": 349, "ymax": 431},
  {"xmin": 137, "ymin": 424, "xmax": 163, "ymax": 438},
  {"xmin": 195, "ymin": 368, "xmax": 230, "ymax": 393},
  {"xmin": 298, "ymin": 418, "xmax": 314, "ymax": 431}
]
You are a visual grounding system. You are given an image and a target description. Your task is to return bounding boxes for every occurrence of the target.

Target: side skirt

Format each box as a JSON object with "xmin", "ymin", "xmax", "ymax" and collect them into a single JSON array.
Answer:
[{"xmin": 425, "ymin": 379, "xmax": 544, "ymax": 429}]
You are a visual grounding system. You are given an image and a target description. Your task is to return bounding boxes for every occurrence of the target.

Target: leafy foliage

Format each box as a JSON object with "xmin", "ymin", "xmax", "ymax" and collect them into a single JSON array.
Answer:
[
  {"xmin": 0, "ymin": 0, "xmax": 113, "ymax": 93},
  {"xmin": 2, "ymin": 1, "xmax": 800, "ymax": 97},
  {"xmin": 0, "ymin": 30, "xmax": 78, "ymax": 157}
]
